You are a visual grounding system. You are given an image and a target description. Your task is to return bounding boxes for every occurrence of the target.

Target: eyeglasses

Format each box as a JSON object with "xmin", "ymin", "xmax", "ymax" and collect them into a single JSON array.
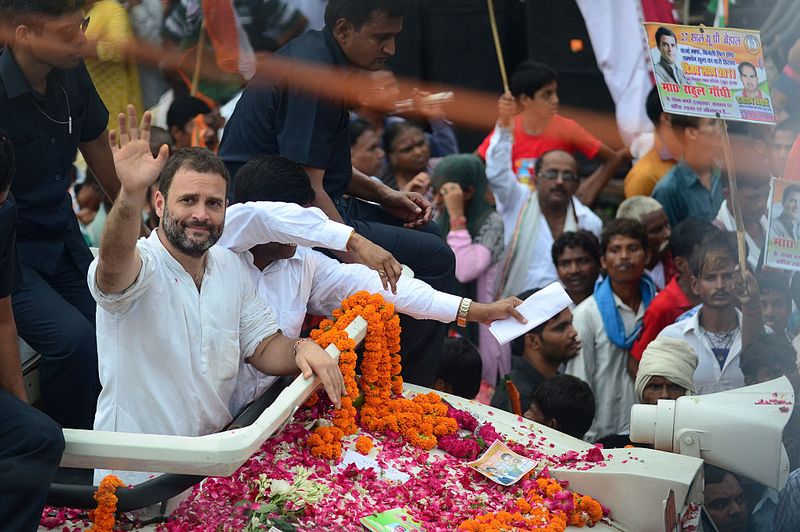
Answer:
[
  {"xmin": 538, "ymin": 169, "xmax": 578, "ymax": 183},
  {"xmin": 55, "ymin": 16, "xmax": 90, "ymax": 42}
]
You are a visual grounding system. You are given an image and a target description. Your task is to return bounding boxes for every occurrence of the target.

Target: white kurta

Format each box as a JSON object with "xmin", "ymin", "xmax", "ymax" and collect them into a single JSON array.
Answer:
[
  {"xmin": 485, "ymin": 126, "xmax": 603, "ymax": 292},
  {"xmin": 657, "ymin": 308, "xmax": 745, "ymax": 395},
  {"xmin": 220, "ymin": 202, "xmax": 462, "ymax": 413},
  {"xmin": 564, "ymin": 293, "xmax": 642, "ymax": 442},
  {"xmin": 89, "ymin": 231, "xmax": 281, "ymax": 485}
]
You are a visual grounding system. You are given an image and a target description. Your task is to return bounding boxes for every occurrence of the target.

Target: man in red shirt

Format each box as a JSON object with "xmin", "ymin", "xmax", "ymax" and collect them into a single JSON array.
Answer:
[
  {"xmin": 477, "ymin": 61, "xmax": 627, "ymax": 205},
  {"xmin": 630, "ymin": 220, "xmax": 720, "ymax": 365}
]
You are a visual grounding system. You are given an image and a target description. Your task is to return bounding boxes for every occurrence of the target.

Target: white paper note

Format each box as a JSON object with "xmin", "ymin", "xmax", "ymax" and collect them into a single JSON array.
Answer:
[{"xmin": 488, "ymin": 282, "xmax": 573, "ymax": 345}]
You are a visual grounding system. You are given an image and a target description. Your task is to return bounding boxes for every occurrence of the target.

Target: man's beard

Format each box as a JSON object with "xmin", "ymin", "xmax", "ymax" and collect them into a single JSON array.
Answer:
[{"xmin": 162, "ymin": 204, "xmax": 223, "ymax": 258}]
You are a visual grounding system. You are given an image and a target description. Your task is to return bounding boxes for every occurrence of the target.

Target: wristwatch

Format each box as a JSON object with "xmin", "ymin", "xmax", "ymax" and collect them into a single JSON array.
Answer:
[{"xmin": 457, "ymin": 297, "xmax": 472, "ymax": 327}]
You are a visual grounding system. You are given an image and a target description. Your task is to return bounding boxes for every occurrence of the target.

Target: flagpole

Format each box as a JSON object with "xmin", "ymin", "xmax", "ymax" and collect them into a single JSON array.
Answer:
[
  {"xmin": 191, "ymin": 21, "xmax": 207, "ymax": 96},
  {"xmin": 719, "ymin": 118, "xmax": 749, "ymax": 287},
  {"xmin": 486, "ymin": 0, "xmax": 509, "ymax": 94}
]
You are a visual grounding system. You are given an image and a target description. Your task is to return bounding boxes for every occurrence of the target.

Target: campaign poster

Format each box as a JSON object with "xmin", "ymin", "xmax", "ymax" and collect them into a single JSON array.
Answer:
[
  {"xmin": 765, "ymin": 178, "xmax": 800, "ymax": 271},
  {"xmin": 644, "ymin": 23, "xmax": 776, "ymax": 124},
  {"xmin": 466, "ymin": 440, "xmax": 537, "ymax": 486}
]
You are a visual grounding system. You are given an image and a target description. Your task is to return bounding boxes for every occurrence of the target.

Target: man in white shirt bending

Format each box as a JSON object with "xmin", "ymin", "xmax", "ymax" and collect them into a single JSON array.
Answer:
[
  {"xmin": 221, "ymin": 155, "xmax": 528, "ymax": 410},
  {"xmin": 90, "ymin": 111, "xmax": 347, "ymax": 457}
]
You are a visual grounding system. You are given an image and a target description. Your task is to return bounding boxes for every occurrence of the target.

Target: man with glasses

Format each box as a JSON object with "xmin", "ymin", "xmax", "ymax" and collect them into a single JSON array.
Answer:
[
  {"xmin": 0, "ymin": 0, "xmax": 119, "ymax": 432},
  {"xmin": 486, "ymin": 103, "xmax": 603, "ymax": 297},
  {"xmin": 652, "ymin": 114, "xmax": 724, "ymax": 227}
]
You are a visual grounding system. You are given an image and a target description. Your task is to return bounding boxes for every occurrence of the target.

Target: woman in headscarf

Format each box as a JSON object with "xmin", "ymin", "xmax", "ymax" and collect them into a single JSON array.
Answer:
[
  {"xmin": 634, "ymin": 335, "xmax": 698, "ymax": 404},
  {"xmin": 431, "ymin": 155, "xmax": 506, "ymax": 399}
]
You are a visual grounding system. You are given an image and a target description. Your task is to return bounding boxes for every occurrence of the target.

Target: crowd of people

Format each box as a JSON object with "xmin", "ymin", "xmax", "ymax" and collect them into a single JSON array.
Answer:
[{"xmin": 2, "ymin": 0, "xmax": 800, "ymax": 531}]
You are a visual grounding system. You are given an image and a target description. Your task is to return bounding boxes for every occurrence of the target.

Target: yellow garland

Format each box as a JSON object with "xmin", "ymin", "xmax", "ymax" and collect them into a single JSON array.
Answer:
[{"xmin": 88, "ymin": 474, "xmax": 125, "ymax": 532}]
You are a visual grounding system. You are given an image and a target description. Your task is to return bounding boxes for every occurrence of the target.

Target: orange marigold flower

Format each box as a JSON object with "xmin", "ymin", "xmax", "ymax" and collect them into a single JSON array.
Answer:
[{"xmin": 355, "ymin": 436, "xmax": 373, "ymax": 455}]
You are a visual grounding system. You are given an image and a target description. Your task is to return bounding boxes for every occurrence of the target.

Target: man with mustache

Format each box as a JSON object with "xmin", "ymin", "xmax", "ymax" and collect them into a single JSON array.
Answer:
[
  {"xmin": 89, "ymin": 111, "xmax": 345, "ymax": 484},
  {"xmin": 565, "ymin": 218, "xmax": 653, "ymax": 441},
  {"xmin": 616, "ymin": 196, "xmax": 673, "ymax": 290},
  {"xmin": 658, "ymin": 233, "xmax": 748, "ymax": 394},
  {"xmin": 551, "ymin": 230, "xmax": 601, "ymax": 307},
  {"xmin": 490, "ymin": 288, "xmax": 581, "ymax": 414},
  {"xmin": 489, "ymin": 144, "xmax": 602, "ymax": 298}
]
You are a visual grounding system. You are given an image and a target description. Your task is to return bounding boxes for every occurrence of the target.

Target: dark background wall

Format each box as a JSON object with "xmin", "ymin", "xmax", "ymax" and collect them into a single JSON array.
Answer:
[{"xmin": 386, "ymin": 0, "xmax": 614, "ymax": 152}]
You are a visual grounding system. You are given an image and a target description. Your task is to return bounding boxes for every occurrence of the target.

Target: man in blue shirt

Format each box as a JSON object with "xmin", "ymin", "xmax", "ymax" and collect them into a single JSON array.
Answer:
[
  {"xmin": 0, "ymin": 0, "xmax": 120, "ymax": 429},
  {"xmin": 652, "ymin": 114, "xmax": 724, "ymax": 227},
  {"xmin": 220, "ymin": 0, "xmax": 456, "ymax": 386},
  {"xmin": 0, "ymin": 130, "xmax": 65, "ymax": 532}
]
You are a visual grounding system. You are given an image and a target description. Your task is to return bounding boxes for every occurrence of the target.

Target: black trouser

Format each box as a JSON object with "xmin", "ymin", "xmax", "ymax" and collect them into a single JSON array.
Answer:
[
  {"xmin": 340, "ymin": 198, "xmax": 455, "ymax": 387},
  {"xmin": 12, "ymin": 249, "xmax": 99, "ymax": 429},
  {"xmin": 0, "ymin": 390, "xmax": 65, "ymax": 532}
]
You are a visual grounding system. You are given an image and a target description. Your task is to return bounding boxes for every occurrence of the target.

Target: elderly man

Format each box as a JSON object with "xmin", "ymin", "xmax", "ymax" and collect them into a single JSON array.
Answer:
[
  {"xmin": 617, "ymin": 196, "xmax": 673, "ymax": 289},
  {"xmin": 219, "ymin": 155, "xmax": 526, "ymax": 407},
  {"xmin": 634, "ymin": 336, "xmax": 697, "ymax": 404},
  {"xmin": 89, "ymin": 111, "xmax": 346, "ymax": 483},
  {"xmin": 486, "ymin": 99, "xmax": 604, "ymax": 297}
]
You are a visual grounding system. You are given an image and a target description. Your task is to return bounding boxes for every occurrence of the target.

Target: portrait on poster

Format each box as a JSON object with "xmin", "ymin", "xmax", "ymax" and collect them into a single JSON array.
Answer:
[
  {"xmin": 765, "ymin": 178, "xmax": 800, "ymax": 271},
  {"xmin": 645, "ymin": 23, "xmax": 776, "ymax": 125}
]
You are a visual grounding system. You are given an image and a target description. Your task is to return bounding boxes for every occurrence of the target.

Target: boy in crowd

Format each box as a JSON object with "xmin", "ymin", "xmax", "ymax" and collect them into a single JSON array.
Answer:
[
  {"xmin": 491, "ymin": 288, "xmax": 581, "ymax": 414},
  {"xmin": 652, "ymin": 114, "xmax": 724, "ymax": 226},
  {"xmin": 755, "ymin": 272, "xmax": 792, "ymax": 340},
  {"xmin": 523, "ymin": 375, "xmax": 595, "ymax": 440},
  {"xmin": 478, "ymin": 61, "xmax": 627, "ymax": 206},
  {"xmin": 551, "ymin": 230, "xmax": 601, "ymax": 307},
  {"xmin": 565, "ymin": 218, "xmax": 653, "ymax": 441},
  {"xmin": 432, "ymin": 337, "xmax": 483, "ymax": 400}
]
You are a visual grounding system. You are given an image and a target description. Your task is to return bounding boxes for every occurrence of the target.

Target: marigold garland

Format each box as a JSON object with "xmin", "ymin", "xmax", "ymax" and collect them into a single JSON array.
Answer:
[
  {"xmin": 458, "ymin": 477, "xmax": 603, "ymax": 531},
  {"xmin": 87, "ymin": 474, "xmax": 125, "ymax": 532},
  {"xmin": 307, "ymin": 291, "xmax": 458, "ymax": 459}
]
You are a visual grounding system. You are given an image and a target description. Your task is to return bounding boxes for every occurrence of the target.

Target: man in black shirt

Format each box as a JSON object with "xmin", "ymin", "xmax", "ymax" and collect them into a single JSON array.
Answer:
[
  {"xmin": 0, "ymin": 0, "xmax": 121, "ymax": 429},
  {"xmin": 0, "ymin": 130, "xmax": 65, "ymax": 532},
  {"xmin": 220, "ymin": 0, "xmax": 456, "ymax": 386}
]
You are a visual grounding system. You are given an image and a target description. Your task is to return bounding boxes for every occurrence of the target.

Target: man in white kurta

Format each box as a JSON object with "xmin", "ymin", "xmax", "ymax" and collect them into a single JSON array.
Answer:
[
  {"xmin": 484, "ymin": 121, "xmax": 602, "ymax": 297},
  {"xmin": 89, "ymin": 115, "xmax": 345, "ymax": 484},
  {"xmin": 219, "ymin": 156, "xmax": 528, "ymax": 412}
]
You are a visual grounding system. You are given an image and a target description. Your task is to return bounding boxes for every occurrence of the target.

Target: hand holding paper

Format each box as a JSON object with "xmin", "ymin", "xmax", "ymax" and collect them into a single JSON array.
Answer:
[{"xmin": 488, "ymin": 282, "xmax": 573, "ymax": 345}]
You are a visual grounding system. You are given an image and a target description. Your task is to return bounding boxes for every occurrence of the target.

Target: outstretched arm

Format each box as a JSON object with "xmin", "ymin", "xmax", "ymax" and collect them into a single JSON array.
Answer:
[{"xmin": 95, "ymin": 106, "xmax": 169, "ymax": 294}]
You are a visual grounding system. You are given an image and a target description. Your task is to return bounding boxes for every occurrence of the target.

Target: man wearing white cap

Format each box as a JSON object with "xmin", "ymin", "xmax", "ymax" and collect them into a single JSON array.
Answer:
[{"xmin": 634, "ymin": 335, "xmax": 698, "ymax": 405}]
